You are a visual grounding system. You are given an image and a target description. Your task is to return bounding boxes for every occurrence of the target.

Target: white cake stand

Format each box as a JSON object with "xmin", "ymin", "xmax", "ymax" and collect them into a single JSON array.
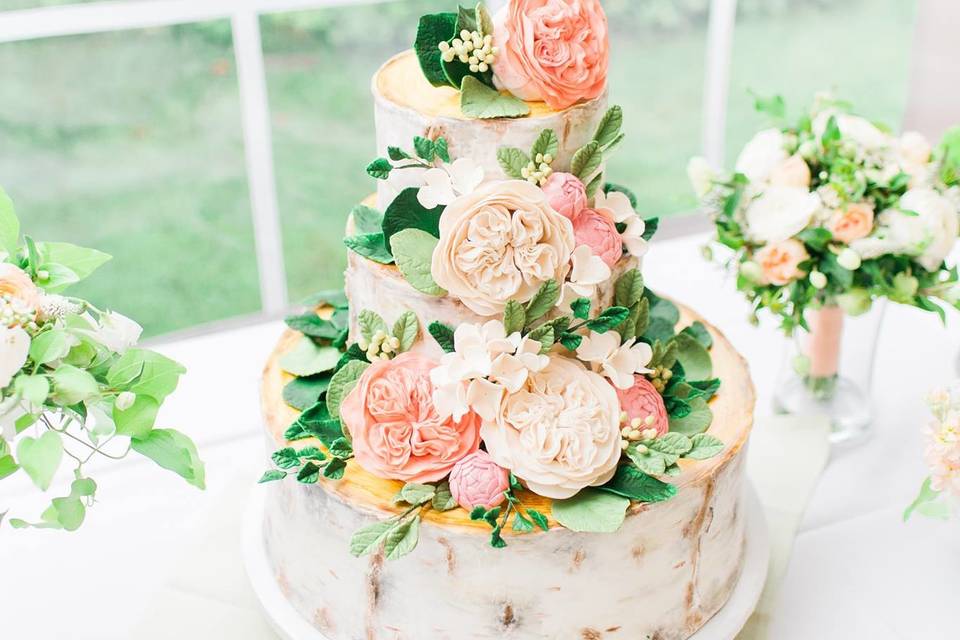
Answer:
[{"xmin": 243, "ymin": 483, "xmax": 770, "ymax": 640}]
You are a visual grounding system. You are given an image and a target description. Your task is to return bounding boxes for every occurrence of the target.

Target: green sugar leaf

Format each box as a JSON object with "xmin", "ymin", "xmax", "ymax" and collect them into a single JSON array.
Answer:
[
  {"xmin": 674, "ymin": 333, "xmax": 713, "ymax": 381},
  {"xmin": 469, "ymin": 505, "xmax": 487, "ymax": 520},
  {"xmin": 344, "ymin": 233, "xmax": 394, "ymax": 265},
  {"xmin": 526, "ymin": 508, "xmax": 550, "ymax": 531},
  {"xmin": 429, "ymin": 321, "xmax": 456, "ymax": 353},
  {"xmin": 413, "ymin": 136, "xmax": 436, "ymax": 161},
  {"xmin": 415, "ymin": 13, "xmax": 459, "ymax": 87},
  {"xmin": 435, "ymin": 137, "xmax": 451, "ymax": 163},
  {"xmin": 497, "ymin": 147, "xmax": 531, "ymax": 179},
  {"xmin": 391, "ymin": 228, "xmax": 446, "ymax": 296},
  {"xmin": 392, "ymin": 311, "xmax": 421, "ymax": 353},
  {"xmin": 284, "ymin": 313, "xmax": 341, "ymax": 340},
  {"xmin": 279, "ymin": 337, "xmax": 340, "ymax": 377},
  {"xmin": 131, "ymin": 428, "xmax": 205, "ymax": 490},
  {"xmin": 570, "ymin": 297, "xmax": 591, "ymax": 320},
  {"xmin": 396, "ymin": 482, "xmax": 436, "ymax": 506},
  {"xmin": 503, "ymin": 300, "xmax": 526, "ymax": 335},
  {"xmin": 358, "ymin": 310, "xmax": 389, "ymax": 343},
  {"xmin": 366, "ymin": 157, "xmax": 393, "ymax": 180},
  {"xmin": 476, "ymin": 2, "xmax": 494, "ymax": 36},
  {"xmin": 297, "ymin": 461, "xmax": 321, "ymax": 484},
  {"xmin": 282, "ymin": 375, "xmax": 330, "ymax": 411},
  {"xmin": 329, "ymin": 438, "xmax": 353, "ymax": 459},
  {"xmin": 593, "ymin": 105, "xmax": 623, "ymax": 148},
  {"xmin": 531, "ymin": 128, "xmax": 559, "ymax": 160},
  {"xmin": 350, "ymin": 519, "xmax": 397, "ymax": 557},
  {"xmin": 326, "ymin": 359, "xmax": 370, "ymax": 421},
  {"xmin": 559, "ymin": 332, "xmax": 582, "ymax": 351},
  {"xmin": 387, "ymin": 146, "xmax": 410, "ymax": 162},
  {"xmin": 382, "ymin": 187, "xmax": 444, "ymax": 254},
  {"xmin": 648, "ymin": 432, "xmax": 693, "ymax": 456},
  {"xmin": 258, "ymin": 470, "xmax": 287, "ymax": 483},
  {"xmin": 323, "ymin": 457, "xmax": 346, "ymax": 480},
  {"xmin": 571, "ymin": 140, "xmax": 602, "ymax": 182},
  {"xmin": 431, "ymin": 481, "xmax": 458, "ymax": 511},
  {"xmin": 642, "ymin": 217, "xmax": 659, "ymax": 242},
  {"xmin": 460, "ymin": 76, "xmax": 530, "ymax": 119},
  {"xmin": 681, "ymin": 321, "xmax": 713, "ymax": 350},
  {"xmin": 525, "ymin": 279, "xmax": 560, "ymax": 324},
  {"xmin": 585, "ymin": 306, "xmax": 630, "ymax": 334},
  {"xmin": 584, "ymin": 172, "xmax": 603, "ymax": 198},
  {"xmin": 512, "ymin": 511, "xmax": 535, "ymax": 533},
  {"xmin": 527, "ymin": 324, "xmax": 555, "ymax": 354},
  {"xmin": 601, "ymin": 465, "xmax": 677, "ymax": 503},
  {"xmin": 0, "ymin": 186, "xmax": 19, "ymax": 257},
  {"xmin": 384, "ymin": 515, "xmax": 421, "ymax": 560},
  {"xmin": 351, "ymin": 204, "xmax": 384, "ymax": 235},
  {"xmin": 668, "ymin": 396, "xmax": 714, "ymax": 436},
  {"xmin": 552, "ymin": 488, "xmax": 629, "ymax": 533},
  {"xmin": 614, "ymin": 269, "xmax": 644, "ymax": 308},
  {"xmin": 686, "ymin": 433, "xmax": 725, "ymax": 460},
  {"xmin": 625, "ymin": 445, "xmax": 667, "ymax": 476},
  {"xmin": 17, "ymin": 431, "xmax": 63, "ymax": 491}
]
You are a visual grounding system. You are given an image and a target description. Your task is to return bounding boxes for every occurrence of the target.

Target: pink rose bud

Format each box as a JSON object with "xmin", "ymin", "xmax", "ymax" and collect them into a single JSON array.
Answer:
[
  {"xmin": 541, "ymin": 172, "xmax": 588, "ymax": 221},
  {"xmin": 616, "ymin": 375, "xmax": 669, "ymax": 437},
  {"xmin": 448, "ymin": 451, "xmax": 510, "ymax": 510},
  {"xmin": 573, "ymin": 208, "xmax": 622, "ymax": 268}
]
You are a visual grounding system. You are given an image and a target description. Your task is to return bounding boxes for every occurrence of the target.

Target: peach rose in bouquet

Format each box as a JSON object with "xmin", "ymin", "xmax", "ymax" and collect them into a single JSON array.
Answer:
[
  {"xmin": 492, "ymin": 0, "xmax": 609, "ymax": 110},
  {"xmin": 755, "ymin": 239, "xmax": 809, "ymax": 286},
  {"xmin": 432, "ymin": 180, "xmax": 574, "ymax": 316},
  {"xmin": 481, "ymin": 355, "xmax": 622, "ymax": 499},
  {"xmin": 0, "ymin": 263, "xmax": 40, "ymax": 325},
  {"xmin": 341, "ymin": 352, "xmax": 482, "ymax": 483},
  {"xmin": 828, "ymin": 202, "xmax": 875, "ymax": 244}
]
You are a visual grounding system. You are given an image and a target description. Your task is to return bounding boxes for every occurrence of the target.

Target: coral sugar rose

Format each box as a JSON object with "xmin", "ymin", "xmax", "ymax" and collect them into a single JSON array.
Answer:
[
  {"xmin": 340, "ymin": 352, "xmax": 481, "ymax": 483},
  {"xmin": 573, "ymin": 208, "xmax": 622, "ymax": 267},
  {"xmin": 541, "ymin": 172, "xmax": 587, "ymax": 221},
  {"xmin": 481, "ymin": 356, "xmax": 622, "ymax": 499},
  {"xmin": 448, "ymin": 451, "xmax": 510, "ymax": 510},
  {"xmin": 431, "ymin": 180, "xmax": 575, "ymax": 316},
  {"xmin": 616, "ymin": 375, "xmax": 669, "ymax": 437},
  {"xmin": 493, "ymin": 0, "xmax": 609, "ymax": 110}
]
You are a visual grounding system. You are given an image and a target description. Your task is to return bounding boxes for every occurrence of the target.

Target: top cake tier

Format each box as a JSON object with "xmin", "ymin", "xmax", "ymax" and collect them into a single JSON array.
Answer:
[{"xmin": 372, "ymin": 50, "xmax": 608, "ymax": 210}]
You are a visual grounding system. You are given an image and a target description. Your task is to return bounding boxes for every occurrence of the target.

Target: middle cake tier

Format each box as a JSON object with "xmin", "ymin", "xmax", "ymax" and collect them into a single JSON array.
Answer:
[
  {"xmin": 345, "ymin": 196, "xmax": 638, "ymax": 360},
  {"xmin": 372, "ymin": 50, "xmax": 609, "ymax": 211}
]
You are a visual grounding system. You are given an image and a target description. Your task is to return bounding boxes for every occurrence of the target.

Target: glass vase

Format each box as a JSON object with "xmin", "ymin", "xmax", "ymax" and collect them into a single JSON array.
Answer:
[{"xmin": 773, "ymin": 301, "xmax": 886, "ymax": 446}]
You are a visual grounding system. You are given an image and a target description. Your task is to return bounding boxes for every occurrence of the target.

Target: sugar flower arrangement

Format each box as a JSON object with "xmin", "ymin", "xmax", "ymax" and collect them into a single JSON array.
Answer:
[
  {"xmin": 414, "ymin": 0, "xmax": 608, "ymax": 118},
  {"xmin": 905, "ymin": 382, "xmax": 960, "ymax": 521},
  {"xmin": 689, "ymin": 94, "xmax": 960, "ymax": 333},
  {"xmin": 0, "ymin": 188, "xmax": 202, "ymax": 531}
]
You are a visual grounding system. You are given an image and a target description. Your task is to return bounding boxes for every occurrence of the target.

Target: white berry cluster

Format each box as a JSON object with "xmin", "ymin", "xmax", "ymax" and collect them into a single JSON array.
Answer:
[
  {"xmin": 357, "ymin": 330, "xmax": 401, "ymax": 362},
  {"xmin": 618, "ymin": 411, "xmax": 660, "ymax": 450},
  {"xmin": 438, "ymin": 30, "xmax": 498, "ymax": 73},
  {"xmin": 521, "ymin": 153, "xmax": 554, "ymax": 186},
  {"xmin": 1, "ymin": 293, "xmax": 37, "ymax": 331}
]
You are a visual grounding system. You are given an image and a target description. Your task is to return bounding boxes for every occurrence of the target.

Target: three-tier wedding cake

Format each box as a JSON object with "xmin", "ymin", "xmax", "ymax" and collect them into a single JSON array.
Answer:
[{"xmin": 256, "ymin": 2, "xmax": 755, "ymax": 638}]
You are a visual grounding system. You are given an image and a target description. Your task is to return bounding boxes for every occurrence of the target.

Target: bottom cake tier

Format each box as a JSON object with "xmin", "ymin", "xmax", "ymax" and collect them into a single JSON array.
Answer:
[{"xmin": 258, "ymin": 303, "xmax": 755, "ymax": 640}]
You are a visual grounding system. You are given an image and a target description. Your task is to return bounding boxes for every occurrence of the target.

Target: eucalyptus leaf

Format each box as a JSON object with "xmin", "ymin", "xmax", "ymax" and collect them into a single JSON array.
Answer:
[{"xmin": 674, "ymin": 333, "xmax": 713, "ymax": 381}]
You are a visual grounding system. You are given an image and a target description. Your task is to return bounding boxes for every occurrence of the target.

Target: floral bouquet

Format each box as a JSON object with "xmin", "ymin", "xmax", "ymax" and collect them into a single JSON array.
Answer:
[
  {"xmin": 0, "ymin": 188, "xmax": 202, "ymax": 531},
  {"xmin": 689, "ymin": 94, "xmax": 960, "ymax": 437},
  {"xmin": 905, "ymin": 382, "xmax": 960, "ymax": 521}
]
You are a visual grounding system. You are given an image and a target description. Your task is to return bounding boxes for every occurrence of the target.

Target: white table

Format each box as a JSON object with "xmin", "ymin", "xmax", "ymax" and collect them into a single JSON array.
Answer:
[{"xmin": 2, "ymin": 232, "xmax": 958, "ymax": 640}]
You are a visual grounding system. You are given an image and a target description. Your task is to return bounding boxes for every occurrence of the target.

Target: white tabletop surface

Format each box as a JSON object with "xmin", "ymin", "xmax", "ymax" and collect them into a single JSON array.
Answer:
[{"xmin": 1, "ymin": 232, "xmax": 958, "ymax": 639}]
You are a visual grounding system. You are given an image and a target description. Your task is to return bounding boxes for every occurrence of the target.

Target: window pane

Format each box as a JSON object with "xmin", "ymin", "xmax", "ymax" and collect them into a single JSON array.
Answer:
[
  {"xmin": 0, "ymin": 24, "xmax": 261, "ymax": 337},
  {"xmin": 726, "ymin": 0, "xmax": 918, "ymax": 162},
  {"xmin": 264, "ymin": 0, "xmax": 707, "ymax": 303}
]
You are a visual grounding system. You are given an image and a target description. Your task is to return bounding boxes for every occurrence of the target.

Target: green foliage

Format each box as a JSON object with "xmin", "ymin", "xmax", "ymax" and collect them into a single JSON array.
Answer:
[
  {"xmin": 428, "ymin": 321, "xmax": 456, "ymax": 353},
  {"xmin": 350, "ymin": 204, "xmax": 384, "ymax": 234},
  {"xmin": 392, "ymin": 311, "xmax": 420, "ymax": 352},
  {"xmin": 391, "ymin": 229, "xmax": 446, "ymax": 296},
  {"xmin": 614, "ymin": 269, "xmax": 645, "ymax": 308},
  {"xmin": 414, "ymin": 12, "xmax": 458, "ymax": 87},
  {"xmin": 279, "ymin": 337, "xmax": 340, "ymax": 377},
  {"xmin": 343, "ymin": 232, "xmax": 395, "ymax": 265},
  {"xmin": 571, "ymin": 141, "xmax": 602, "ymax": 182},
  {"xmin": 460, "ymin": 76, "xmax": 530, "ymax": 119},
  {"xmin": 497, "ymin": 147, "xmax": 531, "ymax": 179},
  {"xmin": 381, "ymin": 187, "xmax": 444, "ymax": 253},
  {"xmin": 326, "ymin": 359, "xmax": 370, "ymax": 421},
  {"xmin": 531, "ymin": 129, "xmax": 559, "ymax": 159},
  {"xmin": 524, "ymin": 279, "xmax": 561, "ymax": 324},
  {"xmin": 551, "ymin": 488, "xmax": 630, "ymax": 533},
  {"xmin": 365, "ymin": 157, "xmax": 393, "ymax": 180},
  {"xmin": 16, "ymin": 431, "xmax": 64, "ymax": 491},
  {"xmin": 131, "ymin": 428, "xmax": 206, "ymax": 489},
  {"xmin": 601, "ymin": 465, "xmax": 677, "ymax": 503},
  {"xmin": 282, "ymin": 375, "xmax": 331, "ymax": 411},
  {"xmin": 903, "ymin": 477, "xmax": 949, "ymax": 521},
  {"xmin": 503, "ymin": 300, "xmax": 526, "ymax": 335}
]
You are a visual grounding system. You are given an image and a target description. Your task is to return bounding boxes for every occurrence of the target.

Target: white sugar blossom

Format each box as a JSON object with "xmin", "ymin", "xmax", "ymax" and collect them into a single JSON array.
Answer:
[
  {"xmin": 576, "ymin": 330, "xmax": 653, "ymax": 390},
  {"xmin": 744, "ymin": 186, "xmax": 821, "ymax": 243},
  {"xmin": 851, "ymin": 188, "xmax": 960, "ymax": 271},
  {"xmin": 594, "ymin": 189, "xmax": 650, "ymax": 258},
  {"xmin": 0, "ymin": 326, "xmax": 30, "ymax": 389},
  {"xmin": 416, "ymin": 158, "xmax": 484, "ymax": 209},
  {"xmin": 558, "ymin": 245, "xmax": 611, "ymax": 311},
  {"xmin": 430, "ymin": 320, "xmax": 548, "ymax": 422},
  {"xmin": 735, "ymin": 128, "xmax": 788, "ymax": 183}
]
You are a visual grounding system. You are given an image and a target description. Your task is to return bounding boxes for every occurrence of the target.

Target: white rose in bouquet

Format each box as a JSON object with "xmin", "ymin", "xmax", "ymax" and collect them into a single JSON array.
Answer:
[
  {"xmin": 897, "ymin": 131, "xmax": 933, "ymax": 186},
  {"xmin": 813, "ymin": 111, "xmax": 890, "ymax": 151},
  {"xmin": 744, "ymin": 186, "xmax": 821, "ymax": 243},
  {"xmin": 851, "ymin": 188, "xmax": 959, "ymax": 271},
  {"xmin": 735, "ymin": 128, "xmax": 788, "ymax": 183}
]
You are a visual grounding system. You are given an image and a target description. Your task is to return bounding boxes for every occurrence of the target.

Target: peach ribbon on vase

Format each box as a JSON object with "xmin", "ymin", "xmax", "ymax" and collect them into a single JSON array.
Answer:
[{"xmin": 804, "ymin": 306, "xmax": 844, "ymax": 379}]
